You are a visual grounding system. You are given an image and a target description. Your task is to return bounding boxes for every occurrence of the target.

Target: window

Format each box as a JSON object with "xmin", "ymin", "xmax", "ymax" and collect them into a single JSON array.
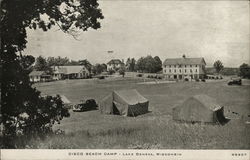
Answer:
[
  {"xmin": 196, "ymin": 69, "xmax": 198, "ymax": 72},
  {"xmin": 174, "ymin": 69, "xmax": 176, "ymax": 73},
  {"xmin": 179, "ymin": 69, "xmax": 181, "ymax": 73},
  {"xmin": 170, "ymin": 65, "xmax": 171, "ymax": 68},
  {"xmin": 169, "ymin": 69, "xmax": 171, "ymax": 73},
  {"xmin": 196, "ymin": 65, "xmax": 198, "ymax": 67},
  {"xmin": 190, "ymin": 65, "xmax": 192, "ymax": 67},
  {"xmin": 190, "ymin": 69, "xmax": 192, "ymax": 73},
  {"xmin": 185, "ymin": 69, "xmax": 186, "ymax": 73},
  {"xmin": 179, "ymin": 65, "xmax": 181, "ymax": 68},
  {"xmin": 185, "ymin": 65, "xmax": 186, "ymax": 68}
]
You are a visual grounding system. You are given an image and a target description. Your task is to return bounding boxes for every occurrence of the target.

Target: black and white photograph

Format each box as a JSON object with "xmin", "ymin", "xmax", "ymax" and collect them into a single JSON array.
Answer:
[{"xmin": 0, "ymin": 0, "xmax": 249, "ymax": 159}]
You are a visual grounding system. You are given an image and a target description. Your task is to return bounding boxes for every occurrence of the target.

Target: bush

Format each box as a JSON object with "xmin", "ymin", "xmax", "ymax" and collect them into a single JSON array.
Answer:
[
  {"xmin": 137, "ymin": 74, "xmax": 143, "ymax": 77},
  {"xmin": 98, "ymin": 76, "xmax": 105, "ymax": 79},
  {"xmin": 108, "ymin": 70, "xmax": 115, "ymax": 75}
]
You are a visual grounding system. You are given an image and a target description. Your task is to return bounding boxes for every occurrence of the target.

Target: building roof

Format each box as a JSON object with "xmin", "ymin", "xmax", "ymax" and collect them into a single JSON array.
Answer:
[
  {"xmin": 107, "ymin": 59, "xmax": 124, "ymax": 65},
  {"xmin": 163, "ymin": 57, "xmax": 206, "ymax": 66},
  {"xmin": 54, "ymin": 66, "xmax": 88, "ymax": 74},
  {"xmin": 29, "ymin": 71, "xmax": 45, "ymax": 76},
  {"xmin": 54, "ymin": 68, "xmax": 67, "ymax": 74}
]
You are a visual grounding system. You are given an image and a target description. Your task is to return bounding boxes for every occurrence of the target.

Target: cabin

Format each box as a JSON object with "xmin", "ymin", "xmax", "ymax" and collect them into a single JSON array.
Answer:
[{"xmin": 29, "ymin": 71, "xmax": 52, "ymax": 82}]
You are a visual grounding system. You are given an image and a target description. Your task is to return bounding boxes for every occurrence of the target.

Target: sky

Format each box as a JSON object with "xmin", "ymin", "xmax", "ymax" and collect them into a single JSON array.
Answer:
[{"xmin": 24, "ymin": 0, "xmax": 250, "ymax": 67}]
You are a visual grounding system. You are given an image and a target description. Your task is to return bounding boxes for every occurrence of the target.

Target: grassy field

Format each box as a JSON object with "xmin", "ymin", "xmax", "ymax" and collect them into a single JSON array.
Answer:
[{"xmin": 30, "ymin": 77, "xmax": 250, "ymax": 149}]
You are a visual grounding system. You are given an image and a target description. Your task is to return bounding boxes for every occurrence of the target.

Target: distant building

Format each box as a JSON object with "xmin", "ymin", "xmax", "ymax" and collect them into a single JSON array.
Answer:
[
  {"xmin": 52, "ymin": 65, "xmax": 90, "ymax": 80},
  {"xmin": 107, "ymin": 59, "xmax": 124, "ymax": 71},
  {"xmin": 29, "ymin": 71, "xmax": 52, "ymax": 82},
  {"xmin": 162, "ymin": 55, "xmax": 206, "ymax": 80}
]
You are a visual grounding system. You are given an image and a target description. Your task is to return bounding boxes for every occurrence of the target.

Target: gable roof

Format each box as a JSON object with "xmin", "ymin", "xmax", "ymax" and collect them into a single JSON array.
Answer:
[
  {"xmin": 54, "ymin": 66, "xmax": 88, "ymax": 74},
  {"xmin": 114, "ymin": 89, "xmax": 148, "ymax": 105},
  {"xmin": 29, "ymin": 71, "xmax": 45, "ymax": 76},
  {"xmin": 190, "ymin": 95, "xmax": 221, "ymax": 111},
  {"xmin": 60, "ymin": 95, "xmax": 71, "ymax": 104},
  {"xmin": 107, "ymin": 59, "xmax": 124, "ymax": 65},
  {"xmin": 163, "ymin": 57, "xmax": 206, "ymax": 66}
]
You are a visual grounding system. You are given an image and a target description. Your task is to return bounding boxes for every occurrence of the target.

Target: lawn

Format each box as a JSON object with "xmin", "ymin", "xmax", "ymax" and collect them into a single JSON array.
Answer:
[{"xmin": 30, "ymin": 77, "xmax": 250, "ymax": 149}]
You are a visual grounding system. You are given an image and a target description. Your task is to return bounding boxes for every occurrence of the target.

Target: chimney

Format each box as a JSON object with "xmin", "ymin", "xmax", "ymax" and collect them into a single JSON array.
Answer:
[{"xmin": 182, "ymin": 54, "xmax": 186, "ymax": 59}]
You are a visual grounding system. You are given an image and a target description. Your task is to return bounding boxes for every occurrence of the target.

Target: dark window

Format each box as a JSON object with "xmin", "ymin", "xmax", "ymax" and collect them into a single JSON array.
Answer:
[
  {"xmin": 179, "ymin": 69, "xmax": 181, "ymax": 73},
  {"xmin": 185, "ymin": 65, "xmax": 186, "ymax": 68},
  {"xmin": 190, "ymin": 69, "xmax": 192, "ymax": 73},
  {"xmin": 174, "ymin": 69, "xmax": 176, "ymax": 73},
  {"xmin": 196, "ymin": 69, "xmax": 198, "ymax": 72},
  {"xmin": 196, "ymin": 65, "xmax": 198, "ymax": 67},
  {"xmin": 190, "ymin": 65, "xmax": 192, "ymax": 67},
  {"xmin": 185, "ymin": 69, "xmax": 186, "ymax": 73},
  {"xmin": 169, "ymin": 69, "xmax": 171, "ymax": 73}
]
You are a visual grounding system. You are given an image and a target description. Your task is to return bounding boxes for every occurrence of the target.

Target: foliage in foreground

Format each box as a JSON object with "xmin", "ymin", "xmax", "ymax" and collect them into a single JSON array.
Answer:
[
  {"xmin": 10, "ymin": 118, "xmax": 250, "ymax": 149},
  {"xmin": 0, "ymin": 0, "xmax": 103, "ymax": 147}
]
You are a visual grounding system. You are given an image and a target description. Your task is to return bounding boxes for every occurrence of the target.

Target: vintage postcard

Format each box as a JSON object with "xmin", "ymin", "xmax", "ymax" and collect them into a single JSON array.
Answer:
[{"xmin": 0, "ymin": 0, "xmax": 249, "ymax": 159}]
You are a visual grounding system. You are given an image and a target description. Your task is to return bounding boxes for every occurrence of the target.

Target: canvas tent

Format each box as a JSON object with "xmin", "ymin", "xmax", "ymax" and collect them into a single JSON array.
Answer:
[
  {"xmin": 49, "ymin": 94, "xmax": 72, "ymax": 109},
  {"xmin": 99, "ymin": 89, "xmax": 149, "ymax": 116},
  {"xmin": 172, "ymin": 95, "xmax": 230, "ymax": 125}
]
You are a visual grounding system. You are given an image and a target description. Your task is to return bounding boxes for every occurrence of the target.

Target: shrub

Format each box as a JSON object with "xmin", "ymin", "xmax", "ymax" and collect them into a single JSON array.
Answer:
[
  {"xmin": 137, "ymin": 74, "xmax": 143, "ymax": 77},
  {"xmin": 108, "ymin": 70, "xmax": 115, "ymax": 75},
  {"xmin": 98, "ymin": 76, "xmax": 105, "ymax": 79}
]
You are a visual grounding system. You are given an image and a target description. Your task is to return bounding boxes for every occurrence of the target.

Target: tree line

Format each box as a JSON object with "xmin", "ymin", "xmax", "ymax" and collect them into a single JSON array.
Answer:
[
  {"xmin": 32, "ymin": 55, "xmax": 163, "ymax": 75},
  {"xmin": 213, "ymin": 60, "xmax": 250, "ymax": 78}
]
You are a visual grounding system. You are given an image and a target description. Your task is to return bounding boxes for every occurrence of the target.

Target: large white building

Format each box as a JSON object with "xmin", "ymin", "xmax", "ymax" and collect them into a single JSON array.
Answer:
[{"xmin": 162, "ymin": 56, "xmax": 206, "ymax": 80}]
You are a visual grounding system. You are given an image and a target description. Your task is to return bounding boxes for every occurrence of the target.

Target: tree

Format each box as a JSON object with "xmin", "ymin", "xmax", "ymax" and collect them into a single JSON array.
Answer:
[
  {"xmin": 79, "ymin": 59, "xmax": 92, "ymax": 72},
  {"xmin": 130, "ymin": 58, "xmax": 136, "ymax": 72},
  {"xmin": 92, "ymin": 63, "xmax": 106, "ymax": 75},
  {"xmin": 126, "ymin": 58, "xmax": 131, "ymax": 71},
  {"xmin": 101, "ymin": 63, "xmax": 107, "ymax": 71},
  {"xmin": 144, "ymin": 55, "xmax": 155, "ymax": 73},
  {"xmin": 135, "ymin": 55, "xmax": 161, "ymax": 73},
  {"xmin": 34, "ymin": 56, "xmax": 52, "ymax": 73},
  {"xmin": 239, "ymin": 63, "xmax": 250, "ymax": 79},
  {"xmin": 213, "ymin": 60, "xmax": 224, "ymax": 74},
  {"xmin": 47, "ymin": 56, "xmax": 70, "ymax": 66},
  {"xmin": 119, "ymin": 66, "xmax": 126, "ymax": 77},
  {"xmin": 153, "ymin": 56, "xmax": 162, "ymax": 73},
  {"xmin": 1, "ymin": 0, "xmax": 104, "ymax": 147},
  {"xmin": 126, "ymin": 57, "xmax": 136, "ymax": 72},
  {"xmin": 19, "ymin": 55, "xmax": 35, "ymax": 73}
]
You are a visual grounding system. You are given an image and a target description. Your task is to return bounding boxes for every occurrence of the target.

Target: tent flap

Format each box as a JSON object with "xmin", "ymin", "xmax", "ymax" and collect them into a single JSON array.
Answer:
[{"xmin": 99, "ymin": 94, "xmax": 113, "ymax": 114}]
